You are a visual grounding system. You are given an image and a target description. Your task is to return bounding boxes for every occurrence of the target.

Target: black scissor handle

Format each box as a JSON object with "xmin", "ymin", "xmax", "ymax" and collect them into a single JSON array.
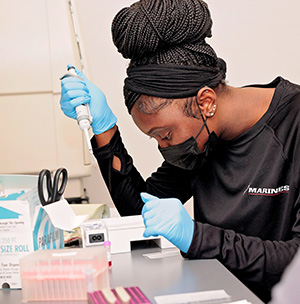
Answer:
[
  {"xmin": 38, "ymin": 169, "xmax": 53, "ymax": 206},
  {"xmin": 52, "ymin": 168, "xmax": 68, "ymax": 202}
]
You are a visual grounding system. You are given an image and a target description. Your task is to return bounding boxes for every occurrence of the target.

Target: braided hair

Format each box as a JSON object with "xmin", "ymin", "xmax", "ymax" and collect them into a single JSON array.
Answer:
[{"xmin": 111, "ymin": 0, "xmax": 226, "ymax": 113}]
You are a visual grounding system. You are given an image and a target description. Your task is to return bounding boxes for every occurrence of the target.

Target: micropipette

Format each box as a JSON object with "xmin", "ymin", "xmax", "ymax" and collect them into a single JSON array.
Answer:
[{"xmin": 61, "ymin": 66, "xmax": 94, "ymax": 158}]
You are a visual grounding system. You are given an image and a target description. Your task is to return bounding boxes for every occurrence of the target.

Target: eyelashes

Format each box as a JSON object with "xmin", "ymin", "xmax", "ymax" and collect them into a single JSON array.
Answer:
[
  {"xmin": 148, "ymin": 132, "xmax": 172, "ymax": 141},
  {"xmin": 162, "ymin": 132, "xmax": 171, "ymax": 140}
]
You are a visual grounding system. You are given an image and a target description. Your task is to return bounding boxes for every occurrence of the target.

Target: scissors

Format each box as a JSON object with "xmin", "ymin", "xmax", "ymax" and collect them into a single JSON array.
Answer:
[{"xmin": 38, "ymin": 168, "xmax": 68, "ymax": 206}]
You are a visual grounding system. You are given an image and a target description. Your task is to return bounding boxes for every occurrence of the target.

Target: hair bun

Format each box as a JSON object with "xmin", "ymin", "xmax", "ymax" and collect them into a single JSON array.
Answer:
[
  {"xmin": 217, "ymin": 58, "xmax": 227, "ymax": 79},
  {"xmin": 111, "ymin": 0, "xmax": 213, "ymax": 60}
]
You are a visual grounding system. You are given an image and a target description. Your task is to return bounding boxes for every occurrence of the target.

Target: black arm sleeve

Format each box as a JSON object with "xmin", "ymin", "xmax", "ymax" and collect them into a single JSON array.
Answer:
[
  {"xmin": 183, "ymin": 209, "xmax": 300, "ymax": 302},
  {"xmin": 92, "ymin": 128, "xmax": 194, "ymax": 216}
]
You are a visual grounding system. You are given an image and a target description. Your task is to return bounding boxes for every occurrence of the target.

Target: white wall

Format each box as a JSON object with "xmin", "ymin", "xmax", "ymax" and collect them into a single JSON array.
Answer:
[
  {"xmin": 0, "ymin": 0, "xmax": 93, "ymax": 198},
  {"xmin": 208, "ymin": 0, "xmax": 300, "ymax": 86}
]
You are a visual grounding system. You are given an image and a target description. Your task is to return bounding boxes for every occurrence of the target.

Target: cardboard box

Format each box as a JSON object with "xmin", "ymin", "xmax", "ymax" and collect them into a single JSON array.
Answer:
[{"xmin": 0, "ymin": 174, "xmax": 64, "ymax": 289}]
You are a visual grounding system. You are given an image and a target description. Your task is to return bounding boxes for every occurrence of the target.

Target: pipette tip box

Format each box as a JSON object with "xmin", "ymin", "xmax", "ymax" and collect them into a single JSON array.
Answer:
[{"xmin": 20, "ymin": 246, "xmax": 109, "ymax": 303}]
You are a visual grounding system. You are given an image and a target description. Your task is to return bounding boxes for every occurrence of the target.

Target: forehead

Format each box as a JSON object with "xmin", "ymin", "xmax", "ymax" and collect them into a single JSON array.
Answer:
[{"xmin": 131, "ymin": 96, "xmax": 187, "ymax": 135}]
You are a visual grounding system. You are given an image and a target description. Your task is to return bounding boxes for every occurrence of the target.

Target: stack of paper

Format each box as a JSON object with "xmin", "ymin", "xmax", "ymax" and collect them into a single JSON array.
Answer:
[{"xmin": 154, "ymin": 289, "xmax": 252, "ymax": 304}]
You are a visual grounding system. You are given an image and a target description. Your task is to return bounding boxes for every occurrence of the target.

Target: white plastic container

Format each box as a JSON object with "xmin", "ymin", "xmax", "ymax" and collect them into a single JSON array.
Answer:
[
  {"xmin": 20, "ymin": 247, "xmax": 109, "ymax": 302},
  {"xmin": 101, "ymin": 215, "xmax": 175, "ymax": 254}
]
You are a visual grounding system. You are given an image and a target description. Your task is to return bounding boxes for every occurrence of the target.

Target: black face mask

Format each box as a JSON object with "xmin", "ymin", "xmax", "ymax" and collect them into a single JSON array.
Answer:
[
  {"xmin": 158, "ymin": 109, "xmax": 219, "ymax": 170},
  {"xmin": 159, "ymin": 131, "xmax": 218, "ymax": 170}
]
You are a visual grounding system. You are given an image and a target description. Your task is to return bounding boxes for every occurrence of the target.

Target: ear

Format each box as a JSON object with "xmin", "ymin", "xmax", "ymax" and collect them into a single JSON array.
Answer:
[{"xmin": 196, "ymin": 87, "xmax": 217, "ymax": 118}]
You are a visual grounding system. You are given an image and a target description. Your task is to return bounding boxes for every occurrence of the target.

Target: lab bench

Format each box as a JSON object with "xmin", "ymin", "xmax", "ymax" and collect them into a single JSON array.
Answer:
[{"xmin": 0, "ymin": 242, "xmax": 264, "ymax": 304}]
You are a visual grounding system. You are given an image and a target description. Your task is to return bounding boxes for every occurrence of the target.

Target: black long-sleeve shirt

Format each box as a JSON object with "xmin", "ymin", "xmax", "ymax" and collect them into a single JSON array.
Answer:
[{"xmin": 92, "ymin": 77, "xmax": 300, "ymax": 302}]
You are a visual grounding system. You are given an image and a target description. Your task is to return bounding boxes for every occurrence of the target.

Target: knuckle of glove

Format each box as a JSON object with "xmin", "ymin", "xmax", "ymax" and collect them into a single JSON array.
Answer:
[
  {"xmin": 63, "ymin": 91, "xmax": 72, "ymax": 102},
  {"xmin": 169, "ymin": 198, "xmax": 182, "ymax": 210}
]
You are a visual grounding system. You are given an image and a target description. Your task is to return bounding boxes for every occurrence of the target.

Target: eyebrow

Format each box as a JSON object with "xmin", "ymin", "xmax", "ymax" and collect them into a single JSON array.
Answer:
[{"xmin": 146, "ymin": 126, "xmax": 165, "ymax": 136}]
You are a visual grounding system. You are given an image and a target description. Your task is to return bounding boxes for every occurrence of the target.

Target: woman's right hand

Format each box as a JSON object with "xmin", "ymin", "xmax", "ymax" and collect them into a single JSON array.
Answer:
[{"xmin": 60, "ymin": 65, "xmax": 117, "ymax": 135}]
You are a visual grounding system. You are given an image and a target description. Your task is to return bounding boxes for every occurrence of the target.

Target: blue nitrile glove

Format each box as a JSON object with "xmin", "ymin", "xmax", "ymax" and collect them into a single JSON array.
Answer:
[
  {"xmin": 141, "ymin": 192, "xmax": 194, "ymax": 253},
  {"xmin": 60, "ymin": 65, "xmax": 117, "ymax": 135}
]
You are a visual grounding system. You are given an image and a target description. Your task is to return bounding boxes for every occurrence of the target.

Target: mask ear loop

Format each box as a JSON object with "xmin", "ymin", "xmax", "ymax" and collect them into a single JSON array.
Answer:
[{"xmin": 194, "ymin": 98, "xmax": 211, "ymax": 140}]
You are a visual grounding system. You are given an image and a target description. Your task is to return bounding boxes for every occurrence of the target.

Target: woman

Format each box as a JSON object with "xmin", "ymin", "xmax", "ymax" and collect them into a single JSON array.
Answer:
[{"xmin": 60, "ymin": 0, "xmax": 300, "ymax": 302}]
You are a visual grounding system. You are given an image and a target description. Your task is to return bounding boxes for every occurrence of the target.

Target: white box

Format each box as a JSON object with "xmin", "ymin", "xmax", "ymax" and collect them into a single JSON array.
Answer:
[
  {"xmin": 0, "ymin": 175, "xmax": 64, "ymax": 289},
  {"xmin": 102, "ymin": 215, "xmax": 175, "ymax": 254}
]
